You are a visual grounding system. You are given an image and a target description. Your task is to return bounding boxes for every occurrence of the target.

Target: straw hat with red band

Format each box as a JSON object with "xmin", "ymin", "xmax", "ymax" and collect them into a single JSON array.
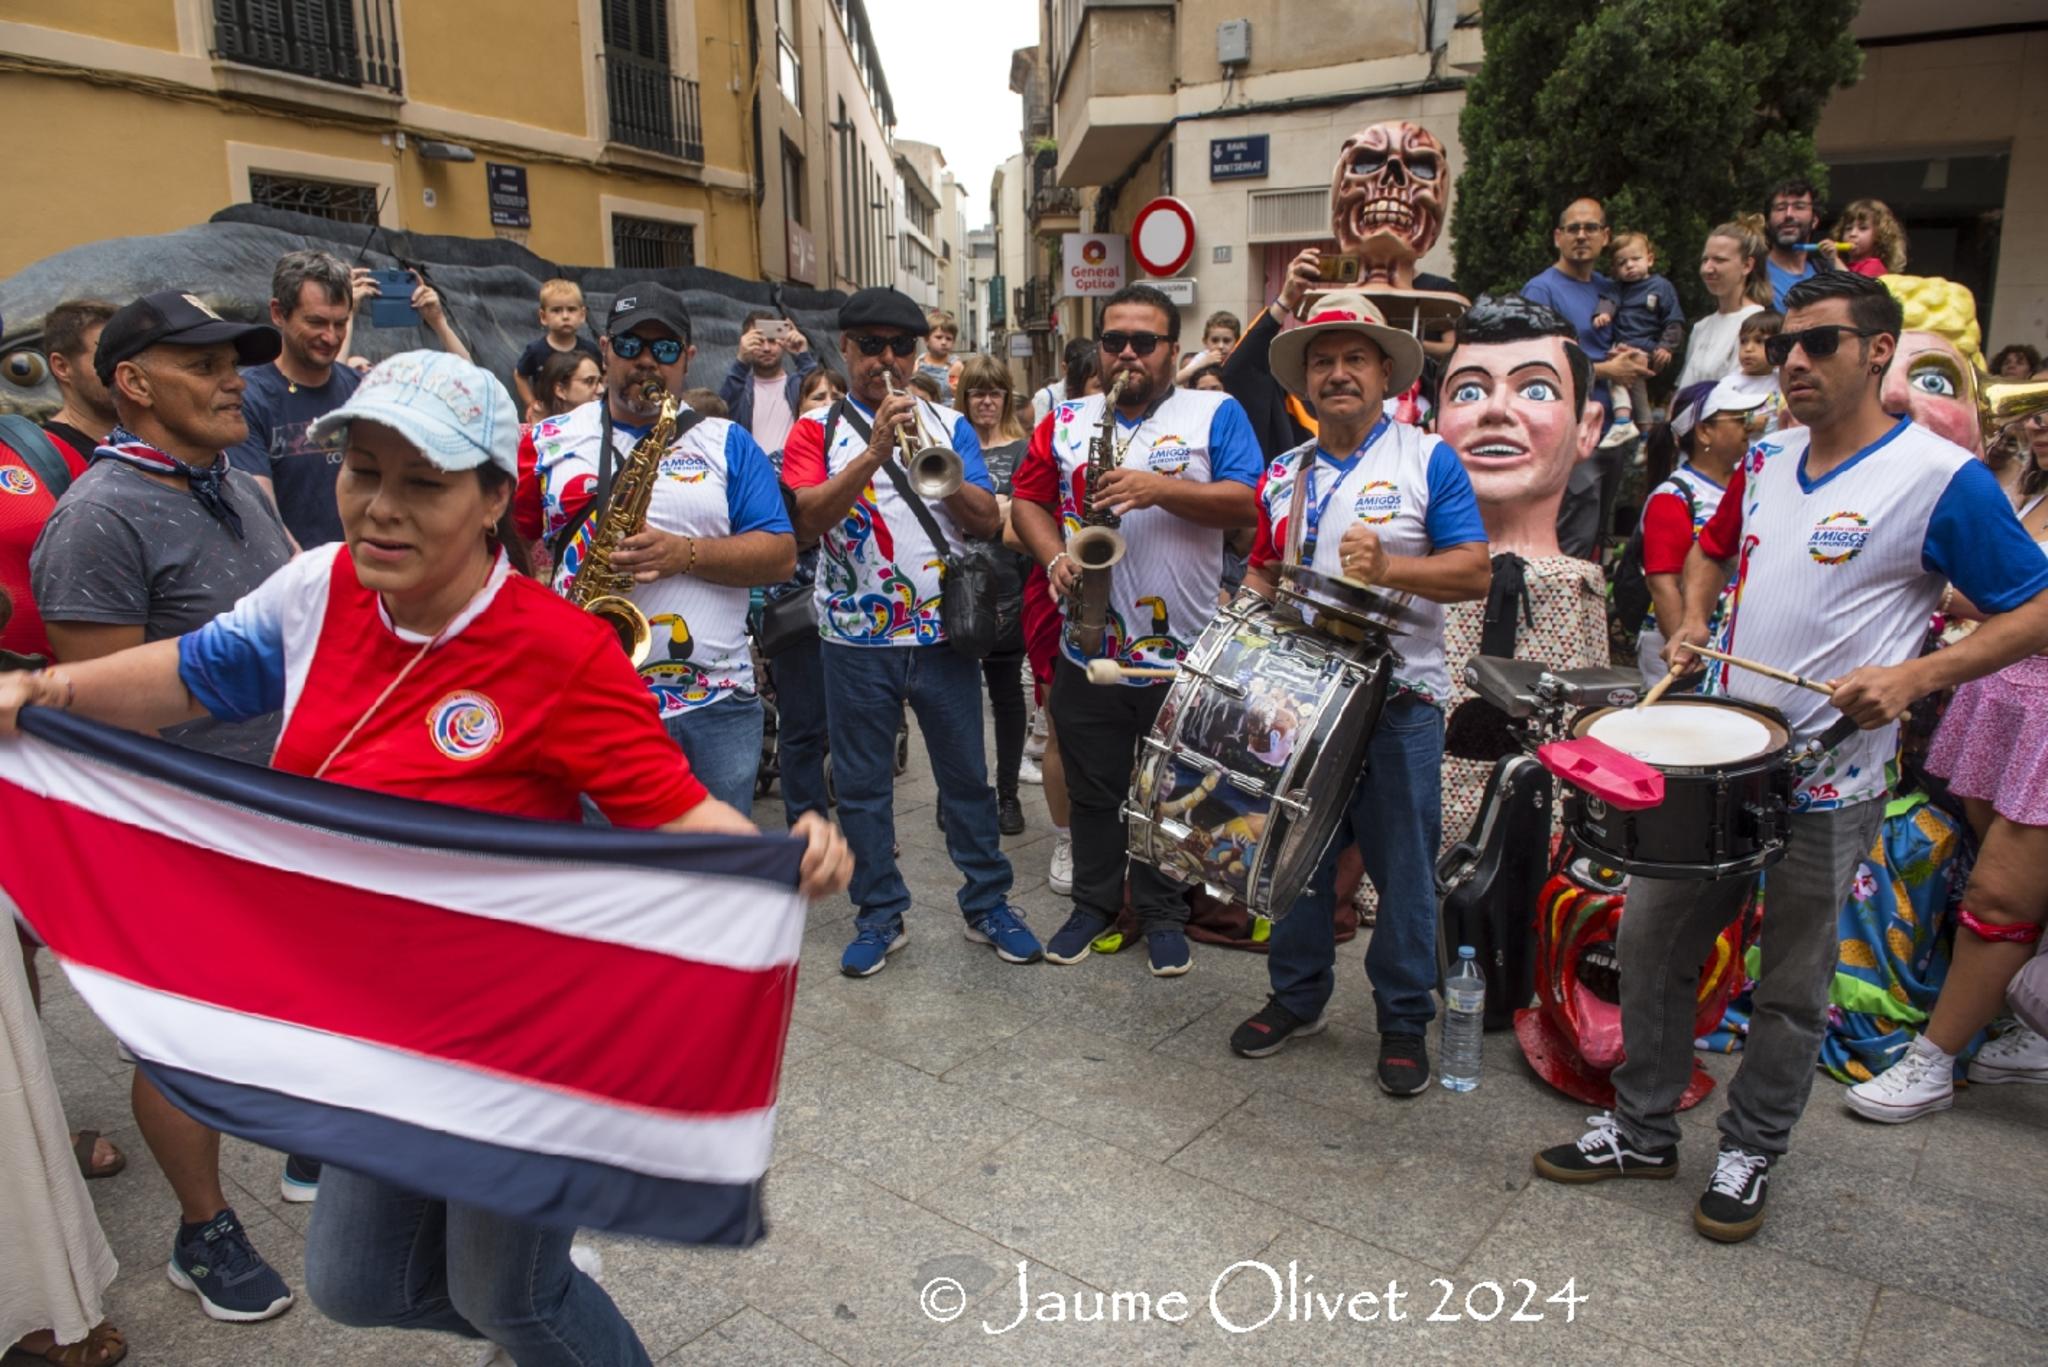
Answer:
[{"xmin": 1268, "ymin": 291, "xmax": 1426, "ymax": 400}]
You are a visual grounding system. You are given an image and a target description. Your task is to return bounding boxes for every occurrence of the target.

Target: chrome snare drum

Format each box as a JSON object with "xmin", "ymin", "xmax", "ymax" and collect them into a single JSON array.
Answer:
[
  {"xmin": 1562, "ymin": 697, "xmax": 1794, "ymax": 880},
  {"xmin": 1125, "ymin": 594, "xmax": 1392, "ymax": 917}
]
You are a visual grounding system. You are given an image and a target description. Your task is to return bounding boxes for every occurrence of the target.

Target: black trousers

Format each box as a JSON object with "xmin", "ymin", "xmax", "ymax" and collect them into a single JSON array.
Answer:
[
  {"xmin": 981, "ymin": 650, "xmax": 1028, "ymax": 799},
  {"xmin": 1048, "ymin": 657, "xmax": 1186, "ymax": 931}
]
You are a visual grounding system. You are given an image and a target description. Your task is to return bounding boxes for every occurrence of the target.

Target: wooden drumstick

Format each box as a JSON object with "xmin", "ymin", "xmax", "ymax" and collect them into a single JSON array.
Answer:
[
  {"xmin": 1085, "ymin": 659, "xmax": 1178, "ymax": 684},
  {"xmin": 1688, "ymin": 644, "xmax": 1834, "ymax": 696},
  {"xmin": 1636, "ymin": 669, "xmax": 1683, "ymax": 710}
]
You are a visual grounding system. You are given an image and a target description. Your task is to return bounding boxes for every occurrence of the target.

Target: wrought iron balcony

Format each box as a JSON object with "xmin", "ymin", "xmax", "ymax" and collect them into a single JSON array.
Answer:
[
  {"xmin": 1016, "ymin": 277, "xmax": 1055, "ymax": 330},
  {"xmin": 213, "ymin": 0, "xmax": 402, "ymax": 94},
  {"xmin": 600, "ymin": 50, "xmax": 705, "ymax": 163}
]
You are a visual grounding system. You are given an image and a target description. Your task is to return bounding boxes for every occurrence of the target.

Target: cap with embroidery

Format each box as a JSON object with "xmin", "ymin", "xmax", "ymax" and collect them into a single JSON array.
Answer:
[
  {"xmin": 94, "ymin": 290, "xmax": 281, "ymax": 386},
  {"xmin": 308, "ymin": 350, "xmax": 519, "ymax": 478}
]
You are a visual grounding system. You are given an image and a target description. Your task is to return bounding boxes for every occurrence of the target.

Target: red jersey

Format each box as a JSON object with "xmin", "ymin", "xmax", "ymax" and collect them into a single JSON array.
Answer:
[{"xmin": 0, "ymin": 435, "xmax": 91, "ymax": 660}]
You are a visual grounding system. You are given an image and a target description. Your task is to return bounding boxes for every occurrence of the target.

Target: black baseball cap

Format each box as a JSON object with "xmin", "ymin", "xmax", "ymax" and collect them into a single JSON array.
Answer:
[
  {"xmin": 94, "ymin": 290, "xmax": 282, "ymax": 386},
  {"xmin": 839, "ymin": 287, "xmax": 929, "ymax": 336},
  {"xmin": 605, "ymin": 282, "xmax": 693, "ymax": 343}
]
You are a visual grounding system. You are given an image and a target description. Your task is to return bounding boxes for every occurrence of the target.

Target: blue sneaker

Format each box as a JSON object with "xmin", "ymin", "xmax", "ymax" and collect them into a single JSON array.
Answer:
[
  {"xmin": 167, "ymin": 1207, "xmax": 294, "ymax": 1322},
  {"xmin": 280, "ymin": 1154, "xmax": 321, "ymax": 1204},
  {"xmin": 841, "ymin": 924, "xmax": 907, "ymax": 977},
  {"xmin": 1146, "ymin": 928, "xmax": 1193, "ymax": 977},
  {"xmin": 965, "ymin": 905, "xmax": 1043, "ymax": 964},
  {"xmin": 1044, "ymin": 909, "xmax": 1111, "ymax": 965}
]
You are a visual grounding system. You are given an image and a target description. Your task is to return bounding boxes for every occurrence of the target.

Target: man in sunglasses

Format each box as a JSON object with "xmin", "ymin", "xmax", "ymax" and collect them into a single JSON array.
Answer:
[
  {"xmin": 782, "ymin": 286, "xmax": 1040, "ymax": 979},
  {"xmin": 1533, "ymin": 271, "xmax": 2048, "ymax": 1244},
  {"xmin": 1010, "ymin": 283, "xmax": 1264, "ymax": 978},
  {"xmin": 530, "ymin": 283, "xmax": 797, "ymax": 812}
]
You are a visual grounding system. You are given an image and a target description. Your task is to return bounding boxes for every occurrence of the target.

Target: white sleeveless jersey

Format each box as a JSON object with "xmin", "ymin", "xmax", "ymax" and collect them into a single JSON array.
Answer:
[{"xmin": 1044, "ymin": 386, "xmax": 1263, "ymax": 674}]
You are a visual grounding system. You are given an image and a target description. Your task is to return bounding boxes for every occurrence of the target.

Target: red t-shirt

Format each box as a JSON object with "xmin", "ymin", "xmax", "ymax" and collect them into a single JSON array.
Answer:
[
  {"xmin": 514, "ymin": 424, "xmax": 546, "ymax": 543},
  {"xmin": 0, "ymin": 436, "xmax": 91, "ymax": 660},
  {"xmin": 1640, "ymin": 489, "xmax": 1701, "ymax": 576},
  {"xmin": 1698, "ymin": 466, "xmax": 1746, "ymax": 562}
]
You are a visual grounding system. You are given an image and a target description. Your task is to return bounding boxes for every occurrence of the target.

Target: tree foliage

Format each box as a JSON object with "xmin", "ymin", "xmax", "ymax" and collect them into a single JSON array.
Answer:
[{"xmin": 1451, "ymin": 0, "xmax": 1862, "ymax": 310}]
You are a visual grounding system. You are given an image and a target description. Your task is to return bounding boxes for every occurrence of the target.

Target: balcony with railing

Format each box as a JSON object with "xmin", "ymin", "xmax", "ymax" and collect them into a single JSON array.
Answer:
[
  {"xmin": 600, "ymin": 50, "xmax": 705, "ymax": 163},
  {"xmin": 1016, "ymin": 276, "xmax": 1055, "ymax": 331},
  {"xmin": 1027, "ymin": 149, "xmax": 1081, "ymax": 229},
  {"xmin": 1051, "ymin": 0, "xmax": 1175, "ymax": 185},
  {"xmin": 212, "ymin": 0, "xmax": 402, "ymax": 98}
]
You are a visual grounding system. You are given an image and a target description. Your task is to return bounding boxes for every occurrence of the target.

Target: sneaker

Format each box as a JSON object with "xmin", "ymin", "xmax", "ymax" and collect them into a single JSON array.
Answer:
[
  {"xmin": 1018, "ymin": 754, "xmax": 1044, "ymax": 786},
  {"xmin": 998, "ymin": 794, "xmax": 1027, "ymax": 835},
  {"xmin": 1968, "ymin": 1024, "xmax": 2048, "ymax": 1085},
  {"xmin": 1047, "ymin": 832, "xmax": 1074, "ymax": 896},
  {"xmin": 167, "ymin": 1208, "xmax": 294, "ymax": 1322},
  {"xmin": 279, "ymin": 1154, "xmax": 321, "ymax": 1204},
  {"xmin": 1146, "ymin": 928, "xmax": 1192, "ymax": 977},
  {"xmin": 1693, "ymin": 1146, "xmax": 1772, "ymax": 1243},
  {"xmin": 1230, "ymin": 996, "xmax": 1329, "ymax": 1058},
  {"xmin": 965, "ymin": 905, "xmax": 1043, "ymax": 964},
  {"xmin": 1599, "ymin": 418, "xmax": 1641, "ymax": 449},
  {"xmin": 1845, "ymin": 1041, "xmax": 1954, "ymax": 1123},
  {"xmin": 1376, "ymin": 1033, "xmax": 1431, "ymax": 1097},
  {"xmin": 1533, "ymin": 1112, "xmax": 1679, "ymax": 1183},
  {"xmin": 569, "ymin": 1241, "xmax": 603, "ymax": 1282},
  {"xmin": 1025, "ymin": 710, "xmax": 1047, "ymax": 759},
  {"xmin": 1044, "ymin": 908, "xmax": 1111, "ymax": 964},
  {"xmin": 841, "ymin": 924, "xmax": 907, "ymax": 978}
]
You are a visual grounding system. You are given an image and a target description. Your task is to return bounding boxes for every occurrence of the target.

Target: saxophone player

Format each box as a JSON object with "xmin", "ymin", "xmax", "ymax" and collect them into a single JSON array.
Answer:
[
  {"xmin": 1011, "ymin": 284, "xmax": 1264, "ymax": 977},
  {"xmin": 530, "ymin": 283, "xmax": 796, "ymax": 812}
]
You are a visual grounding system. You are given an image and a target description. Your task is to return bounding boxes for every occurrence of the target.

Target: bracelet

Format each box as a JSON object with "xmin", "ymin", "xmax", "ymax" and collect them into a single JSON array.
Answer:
[
  {"xmin": 1049, "ymin": 551, "xmax": 1072, "ymax": 575},
  {"xmin": 38, "ymin": 669, "xmax": 73, "ymax": 710},
  {"xmin": 1938, "ymin": 584, "xmax": 1956, "ymax": 618},
  {"xmin": 682, "ymin": 536, "xmax": 698, "ymax": 576}
]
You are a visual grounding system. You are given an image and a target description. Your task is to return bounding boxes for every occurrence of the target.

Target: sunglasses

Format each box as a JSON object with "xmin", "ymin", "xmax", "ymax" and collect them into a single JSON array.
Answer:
[
  {"xmin": 1560, "ymin": 222, "xmax": 1606, "ymax": 236},
  {"xmin": 848, "ymin": 333, "xmax": 919, "ymax": 357},
  {"xmin": 608, "ymin": 334, "xmax": 684, "ymax": 364},
  {"xmin": 1763, "ymin": 325, "xmax": 1884, "ymax": 367},
  {"xmin": 1100, "ymin": 331, "xmax": 1168, "ymax": 357}
]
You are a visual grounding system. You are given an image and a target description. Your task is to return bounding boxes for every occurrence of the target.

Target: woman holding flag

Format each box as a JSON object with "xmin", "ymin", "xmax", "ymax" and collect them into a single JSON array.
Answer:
[{"xmin": 0, "ymin": 352, "xmax": 850, "ymax": 1366}]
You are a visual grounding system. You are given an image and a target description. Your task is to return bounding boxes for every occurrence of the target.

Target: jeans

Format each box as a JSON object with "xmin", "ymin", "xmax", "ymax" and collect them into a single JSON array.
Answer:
[
  {"xmin": 770, "ymin": 634, "xmax": 830, "ymax": 824},
  {"xmin": 303, "ymin": 1166, "xmax": 650, "ymax": 1367},
  {"xmin": 821, "ymin": 643, "xmax": 1013, "ymax": 931},
  {"xmin": 1612, "ymin": 799, "xmax": 1884, "ymax": 1155},
  {"xmin": 1266, "ymin": 695, "xmax": 1445, "ymax": 1036},
  {"xmin": 665, "ymin": 691, "xmax": 764, "ymax": 818},
  {"xmin": 1556, "ymin": 435, "xmax": 1632, "ymax": 560},
  {"xmin": 1047, "ymin": 657, "xmax": 1184, "ymax": 932},
  {"xmin": 981, "ymin": 651, "xmax": 1028, "ymax": 799}
]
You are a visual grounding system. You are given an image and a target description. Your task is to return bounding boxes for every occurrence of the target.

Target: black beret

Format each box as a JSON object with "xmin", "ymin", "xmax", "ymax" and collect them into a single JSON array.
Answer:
[{"xmin": 838, "ymin": 287, "xmax": 929, "ymax": 335}]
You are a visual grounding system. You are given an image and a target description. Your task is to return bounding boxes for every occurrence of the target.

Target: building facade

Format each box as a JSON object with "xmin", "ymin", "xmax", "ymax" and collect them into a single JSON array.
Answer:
[
  {"xmin": 0, "ymin": 0, "xmax": 771, "ymax": 277},
  {"xmin": 893, "ymin": 139, "xmax": 943, "ymax": 309}
]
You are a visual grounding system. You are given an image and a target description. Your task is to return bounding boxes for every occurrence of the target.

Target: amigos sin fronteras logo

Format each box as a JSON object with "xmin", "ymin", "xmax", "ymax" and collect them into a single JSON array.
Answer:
[{"xmin": 1806, "ymin": 511, "xmax": 1871, "ymax": 565}]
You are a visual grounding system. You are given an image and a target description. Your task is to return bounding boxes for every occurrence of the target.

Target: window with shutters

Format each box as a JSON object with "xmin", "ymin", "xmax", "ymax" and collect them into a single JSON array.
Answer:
[
  {"xmin": 611, "ymin": 215, "xmax": 697, "ymax": 271},
  {"xmin": 599, "ymin": 0, "xmax": 703, "ymax": 160},
  {"xmin": 212, "ymin": 0, "xmax": 402, "ymax": 94}
]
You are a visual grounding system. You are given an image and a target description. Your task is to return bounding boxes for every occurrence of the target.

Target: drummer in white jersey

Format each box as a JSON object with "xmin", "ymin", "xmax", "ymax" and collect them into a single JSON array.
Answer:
[
  {"xmin": 782, "ymin": 287, "xmax": 1043, "ymax": 979},
  {"xmin": 531, "ymin": 283, "xmax": 796, "ymax": 814},
  {"xmin": 1224, "ymin": 293, "xmax": 1490, "ymax": 1094},
  {"xmin": 1534, "ymin": 271, "xmax": 2048, "ymax": 1243},
  {"xmin": 1011, "ymin": 284, "xmax": 1265, "ymax": 977}
]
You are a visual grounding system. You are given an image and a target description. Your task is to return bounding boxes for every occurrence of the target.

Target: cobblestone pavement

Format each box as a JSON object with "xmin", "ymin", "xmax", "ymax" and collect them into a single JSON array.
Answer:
[{"xmin": 26, "ymin": 718, "xmax": 2048, "ymax": 1365}]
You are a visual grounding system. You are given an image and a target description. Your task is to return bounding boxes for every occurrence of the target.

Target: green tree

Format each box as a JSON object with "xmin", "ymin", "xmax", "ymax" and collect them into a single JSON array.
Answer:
[{"xmin": 1451, "ymin": 0, "xmax": 1861, "ymax": 309}]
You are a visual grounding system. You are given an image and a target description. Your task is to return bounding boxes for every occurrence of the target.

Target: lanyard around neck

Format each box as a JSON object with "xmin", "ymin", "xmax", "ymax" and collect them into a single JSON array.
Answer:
[{"xmin": 1291, "ymin": 416, "xmax": 1388, "ymax": 564}]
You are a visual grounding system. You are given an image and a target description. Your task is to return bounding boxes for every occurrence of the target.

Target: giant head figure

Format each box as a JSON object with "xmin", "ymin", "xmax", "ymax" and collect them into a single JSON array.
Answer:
[
  {"xmin": 1879, "ymin": 274, "xmax": 1986, "ymax": 453},
  {"xmin": 1330, "ymin": 120, "xmax": 1448, "ymax": 289},
  {"xmin": 1435, "ymin": 295, "xmax": 1600, "ymax": 558}
]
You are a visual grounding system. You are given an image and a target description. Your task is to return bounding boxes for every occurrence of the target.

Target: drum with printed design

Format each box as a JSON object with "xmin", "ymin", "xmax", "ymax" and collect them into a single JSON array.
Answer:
[
  {"xmin": 1563, "ymin": 697, "xmax": 1794, "ymax": 879},
  {"xmin": 1124, "ymin": 593, "xmax": 1392, "ymax": 917}
]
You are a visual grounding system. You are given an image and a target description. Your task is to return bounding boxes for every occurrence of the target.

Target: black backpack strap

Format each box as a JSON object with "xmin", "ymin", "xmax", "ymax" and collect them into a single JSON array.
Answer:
[
  {"xmin": 0, "ymin": 415, "xmax": 76, "ymax": 499},
  {"xmin": 827, "ymin": 398, "xmax": 956, "ymax": 555}
]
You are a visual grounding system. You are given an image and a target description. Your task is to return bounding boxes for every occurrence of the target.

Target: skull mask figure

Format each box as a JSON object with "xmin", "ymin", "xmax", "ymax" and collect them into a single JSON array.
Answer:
[{"xmin": 1330, "ymin": 120, "xmax": 1448, "ymax": 289}]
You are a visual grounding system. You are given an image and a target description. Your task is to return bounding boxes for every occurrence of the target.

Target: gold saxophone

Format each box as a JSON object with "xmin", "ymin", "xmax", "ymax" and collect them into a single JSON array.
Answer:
[
  {"xmin": 1066, "ymin": 372, "xmax": 1128, "ymax": 654},
  {"xmin": 567, "ymin": 380, "xmax": 675, "ymax": 666},
  {"xmin": 1982, "ymin": 378, "xmax": 2048, "ymax": 449}
]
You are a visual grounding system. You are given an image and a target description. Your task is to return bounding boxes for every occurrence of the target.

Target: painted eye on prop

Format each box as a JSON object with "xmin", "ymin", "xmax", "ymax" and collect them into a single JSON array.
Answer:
[
  {"xmin": 1907, "ymin": 365, "xmax": 1957, "ymax": 399},
  {"xmin": 2, "ymin": 351, "xmax": 47, "ymax": 387},
  {"xmin": 1448, "ymin": 380, "xmax": 1486, "ymax": 404},
  {"xmin": 1518, "ymin": 379, "xmax": 1561, "ymax": 402},
  {"xmin": 1407, "ymin": 153, "xmax": 1441, "ymax": 181}
]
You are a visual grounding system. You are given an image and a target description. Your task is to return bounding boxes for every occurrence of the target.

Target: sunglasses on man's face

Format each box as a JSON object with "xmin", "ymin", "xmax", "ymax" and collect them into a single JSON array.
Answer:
[
  {"xmin": 1100, "ymin": 331, "xmax": 1168, "ymax": 357},
  {"xmin": 848, "ymin": 333, "xmax": 919, "ymax": 357},
  {"xmin": 1763, "ymin": 325, "xmax": 1884, "ymax": 367},
  {"xmin": 1560, "ymin": 222, "xmax": 1606, "ymax": 236},
  {"xmin": 609, "ymin": 334, "xmax": 684, "ymax": 364}
]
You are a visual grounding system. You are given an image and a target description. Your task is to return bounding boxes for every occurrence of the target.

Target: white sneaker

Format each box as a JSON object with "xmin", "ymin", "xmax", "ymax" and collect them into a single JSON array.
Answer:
[
  {"xmin": 1968, "ymin": 1024, "xmax": 2048, "ymax": 1084},
  {"xmin": 1845, "ymin": 1041, "xmax": 1954, "ymax": 1123},
  {"xmin": 1048, "ymin": 832, "xmax": 1074, "ymax": 896},
  {"xmin": 569, "ymin": 1241, "xmax": 604, "ymax": 1282},
  {"xmin": 1018, "ymin": 754, "xmax": 1043, "ymax": 786},
  {"xmin": 1599, "ymin": 418, "xmax": 1641, "ymax": 449}
]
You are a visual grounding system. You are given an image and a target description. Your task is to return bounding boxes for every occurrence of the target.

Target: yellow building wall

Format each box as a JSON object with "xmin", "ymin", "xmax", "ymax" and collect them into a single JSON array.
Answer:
[
  {"xmin": 401, "ymin": 1, "xmax": 587, "ymax": 136},
  {"xmin": 0, "ymin": 70, "xmax": 756, "ymax": 278},
  {"xmin": 0, "ymin": 0, "xmax": 180, "ymax": 51}
]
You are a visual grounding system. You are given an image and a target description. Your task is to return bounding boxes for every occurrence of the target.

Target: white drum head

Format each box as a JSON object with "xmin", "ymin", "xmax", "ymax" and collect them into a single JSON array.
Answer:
[{"xmin": 1585, "ymin": 703, "xmax": 1774, "ymax": 766}]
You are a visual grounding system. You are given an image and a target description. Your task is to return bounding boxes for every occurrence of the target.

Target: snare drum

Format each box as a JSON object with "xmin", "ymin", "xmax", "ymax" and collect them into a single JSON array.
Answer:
[
  {"xmin": 1562, "ymin": 697, "xmax": 1793, "ymax": 880},
  {"xmin": 1125, "ymin": 594, "xmax": 1391, "ymax": 917}
]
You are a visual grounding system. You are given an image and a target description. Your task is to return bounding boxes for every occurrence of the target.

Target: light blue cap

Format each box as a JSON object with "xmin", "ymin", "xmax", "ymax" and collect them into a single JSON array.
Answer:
[{"xmin": 309, "ymin": 350, "xmax": 519, "ymax": 478}]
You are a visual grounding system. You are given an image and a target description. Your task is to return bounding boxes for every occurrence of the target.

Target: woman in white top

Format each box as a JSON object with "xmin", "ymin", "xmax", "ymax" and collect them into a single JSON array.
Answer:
[{"xmin": 1674, "ymin": 216, "xmax": 1771, "ymax": 391}]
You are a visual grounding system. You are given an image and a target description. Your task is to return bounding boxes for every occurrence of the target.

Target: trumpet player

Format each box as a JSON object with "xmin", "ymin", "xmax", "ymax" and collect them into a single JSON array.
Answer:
[
  {"xmin": 783, "ymin": 287, "xmax": 1042, "ymax": 980},
  {"xmin": 1011, "ymin": 284, "xmax": 1263, "ymax": 977},
  {"xmin": 530, "ymin": 283, "xmax": 795, "ymax": 813}
]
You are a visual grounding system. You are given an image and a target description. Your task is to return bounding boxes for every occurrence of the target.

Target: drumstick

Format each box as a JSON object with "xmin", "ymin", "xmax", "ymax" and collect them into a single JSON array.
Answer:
[
  {"xmin": 1636, "ymin": 669, "xmax": 1682, "ymax": 710},
  {"xmin": 1688, "ymin": 644, "xmax": 1834, "ymax": 695},
  {"xmin": 1085, "ymin": 659, "xmax": 1178, "ymax": 684}
]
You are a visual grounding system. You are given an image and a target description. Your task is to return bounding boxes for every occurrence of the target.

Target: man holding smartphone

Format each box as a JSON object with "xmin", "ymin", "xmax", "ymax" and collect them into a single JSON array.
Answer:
[{"xmin": 718, "ymin": 309, "xmax": 818, "ymax": 455}]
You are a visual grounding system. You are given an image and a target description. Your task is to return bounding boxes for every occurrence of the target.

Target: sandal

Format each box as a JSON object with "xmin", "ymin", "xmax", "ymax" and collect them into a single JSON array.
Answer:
[
  {"xmin": 71, "ymin": 1131, "xmax": 125, "ymax": 1182},
  {"xmin": 13, "ymin": 1321, "xmax": 127, "ymax": 1367}
]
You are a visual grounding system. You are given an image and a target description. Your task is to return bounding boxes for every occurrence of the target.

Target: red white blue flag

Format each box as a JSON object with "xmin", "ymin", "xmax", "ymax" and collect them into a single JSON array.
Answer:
[{"xmin": 0, "ymin": 708, "xmax": 806, "ymax": 1247}]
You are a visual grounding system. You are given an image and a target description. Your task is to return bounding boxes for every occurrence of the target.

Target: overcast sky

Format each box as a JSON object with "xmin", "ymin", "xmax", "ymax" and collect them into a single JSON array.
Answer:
[{"xmin": 865, "ymin": 0, "xmax": 1040, "ymax": 232}]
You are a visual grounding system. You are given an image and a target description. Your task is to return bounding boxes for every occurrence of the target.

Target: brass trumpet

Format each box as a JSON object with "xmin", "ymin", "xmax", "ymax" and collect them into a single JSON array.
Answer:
[
  {"xmin": 1982, "ymin": 378, "xmax": 2048, "ymax": 445},
  {"xmin": 882, "ymin": 374, "xmax": 964, "ymax": 500}
]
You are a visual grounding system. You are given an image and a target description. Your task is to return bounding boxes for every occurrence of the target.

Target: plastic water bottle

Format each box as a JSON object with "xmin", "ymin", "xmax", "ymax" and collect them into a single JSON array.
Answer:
[{"xmin": 1441, "ymin": 946, "xmax": 1485, "ymax": 1092}]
